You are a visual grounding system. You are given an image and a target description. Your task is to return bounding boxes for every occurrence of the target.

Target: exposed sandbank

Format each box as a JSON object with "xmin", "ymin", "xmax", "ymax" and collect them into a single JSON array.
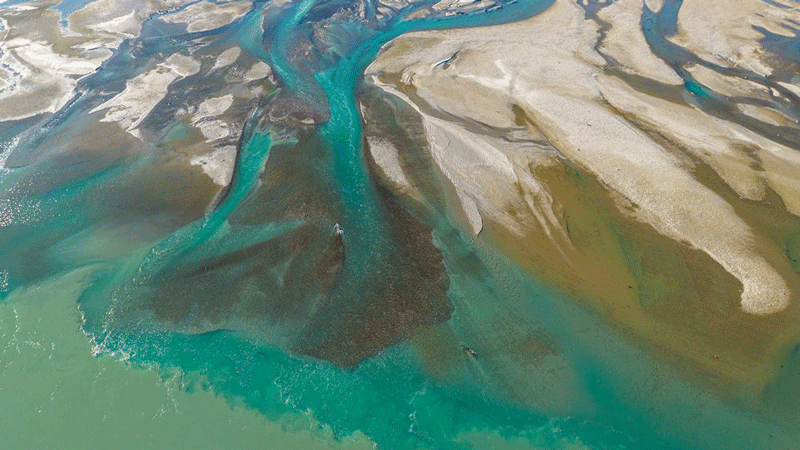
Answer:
[
  {"xmin": 160, "ymin": 1, "xmax": 252, "ymax": 33},
  {"xmin": 672, "ymin": 0, "xmax": 799, "ymax": 76},
  {"xmin": 367, "ymin": 0, "xmax": 796, "ymax": 316},
  {"xmin": 91, "ymin": 53, "xmax": 201, "ymax": 137}
]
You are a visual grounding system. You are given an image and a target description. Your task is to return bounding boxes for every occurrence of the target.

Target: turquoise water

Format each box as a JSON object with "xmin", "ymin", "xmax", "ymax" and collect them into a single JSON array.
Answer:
[{"xmin": 1, "ymin": 0, "xmax": 800, "ymax": 449}]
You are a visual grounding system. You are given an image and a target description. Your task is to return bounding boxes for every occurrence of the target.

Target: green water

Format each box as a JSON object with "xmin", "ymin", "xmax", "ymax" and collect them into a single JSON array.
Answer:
[{"xmin": 0, "ymin": 267, "xmax": 375, "ymax": 450}]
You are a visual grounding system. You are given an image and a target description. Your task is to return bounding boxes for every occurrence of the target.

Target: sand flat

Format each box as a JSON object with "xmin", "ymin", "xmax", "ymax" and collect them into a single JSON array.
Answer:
[
  {"xmin": 91, "ymin": 54, "xmax": 201, "ymax": 137},
  {"xmin": 160, "ymin": 1, "xmax": 252, "ymax": 33},
  {"xmin": 367, "ymin": 0, "xmax": 795, "ymax": 315},
  {"xmin": 597, "ymin": 0, "xmax": 683, "ymax": 85},
  {"xmin": 672, "ymin": 0, "xmax": 800, "ymax": 75}
]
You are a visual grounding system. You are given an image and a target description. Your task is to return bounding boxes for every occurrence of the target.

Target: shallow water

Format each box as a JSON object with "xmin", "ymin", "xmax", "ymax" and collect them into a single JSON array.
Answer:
[{"xmin": 1, "ymin": 0, "xmax": 800, "ymax": 448}]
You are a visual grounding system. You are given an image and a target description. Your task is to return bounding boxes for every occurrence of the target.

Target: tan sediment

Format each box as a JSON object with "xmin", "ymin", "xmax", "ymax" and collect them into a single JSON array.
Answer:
[
  {"xmin": 738, "ymin": 104, "xmax": 798, "ymax": 127},
  {"xmin": 686, "ymin": 64, "xmax": 773, "ymax": 100},
  {"xmin": 363, "ymin": 0, "xmax": 800, "ymax": 397},
  {"xmin": 778, "ymin": 81, "xmax": 800, "ymax": 97},
  {"xmin": 90, "ymin": 53, "xmax": 201, "ymax": 137},
  {"xmin": 190, "ymin": 145, "xmax": 237, "ymax": 186},
  {"xmin": 480, "ymin": 161, "xmax": 800, "ymax": 397},
  {"xmin": 364, "ymin": 136, "xmax": 418, "ymax": 198},
  {"xmin": 0, "ymin": 6, "xmax": 94, "ymax": 121},
  {"xmin": 672, "ymin": 0, "xmax": 800, "ymax": 76},
  {"xmin": 0, "ymin": 0, "xmax": 201, "ymax": 122},
  {"xmin": 68, "ymin": 0, "xmax": 187, "ymax": 35},
  {"xmin": 193, "ymin": 94, "xmax": 235, "ymax": 123},
  {"xmin": 243, "ymin": 61, "xmax": 273, "ymax": 81},
  {"xmin": 368, "ymin": 73, "xmax": 567, "ymax": 239},
  {"xmin": 643, "ymin": 0, "xmax": 663, "ymax": 10},
  {"xmin": 597, "ymin": 0, "xmax": 683, "ymax": 86},
  {"xmin": 212, "ymin": 47, "xmax": 241, "ymax": 70},
  {"xmin": 367, "ymin": 0, "xmax": 795, "ymax": 316},
  {"xmin": 91, "ymin": 9, "xmax": 141, "ymax": 36},
  {"xmin": 522, "ymin": 81, "xmax": 789, "ymax": 316},
  {"xmin": 594, "ymin": 73, "xmax": 800, "ymax": 219},
  {"xmin": 160, "ymin": 1, "xmax": 252, "ymax": 33},
  {"xmin": 184, "ymin": 93, "xmax": 244, "ymax": 184},
  {"xmin": 196, "ymin": 120, "xmax": 231, "ymax": 141}
]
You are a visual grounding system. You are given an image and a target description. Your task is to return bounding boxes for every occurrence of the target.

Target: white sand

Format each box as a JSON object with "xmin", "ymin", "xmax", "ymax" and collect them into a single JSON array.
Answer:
[
  {"xmin": 244, "ymin": 61, "xmax": 273, "ymax": 81},
  {"xmin": 0, "ymin": 38, "xmax": 83, "ymax": 121},
  {"xmin": 193, "ymin": 94, "xmax": 235, "ymax": 123},
  {"xmin": 738, "ymin": 104, "xmax": 797, "ymax": 127},
  {"xmin": 197, "ymin": 120, "xmax": 232, "ymax": 142},
  {"xmin": 190, "ymin": 145, "xmax": 237, "ymax": 186},
  {"xmin": 367, "ymin": 0, "xmax": 796, "ymax": 314},
  {"xmin": 643, "ymin": 0, "xmax": 663, "ymax": 10},
  {"xmin": 91, "ymin": 54, "xmax": 200, "ymax": 137},
  {"xmin": 91, "ymin": 9, "xmax": 140, "ymax": 37},
  {"xmin": 364, "ymin": 136, "xmax": 415, "ymax": 194},
  {"xmin": 368, "ymin": 73, "xmax": 566, "ymax": 239},
  {"xmin": 0, "ymin": 0, "xmax": 199, "ymax": 122},
  {"xmin": 672, "ymin": 0, "xmax": 800, "ymax": 76},
  {"xmin": 212, "ymin": 47, "xmax": 241, "ymax": 70},
  {"xmin": 597, "ymin": 0, "xmax": 683, "ymax": 85},
  {"xmin": 687, "ymin": 64, "xmax": 771, "ymax": 100},
  {"xmin": 778, "ymin": 80, "xmax": 800, "ymax": 97},
  {"xmin": 0, "ymin": 4, "xmax": 103, "ymax": 121},
  {"xmin": 160, "ymin": 1, "xmax": 252, "ymax": 33}
]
